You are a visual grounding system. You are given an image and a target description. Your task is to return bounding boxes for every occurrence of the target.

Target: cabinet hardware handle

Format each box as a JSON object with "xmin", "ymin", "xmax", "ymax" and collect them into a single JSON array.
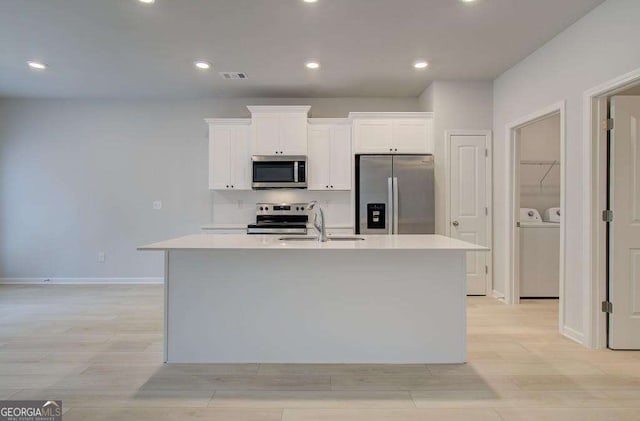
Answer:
[
  {"xmin": 389, "ymin": 148, "xmax": 393, "ymax": 152},
  {"xmin": 326, "ymin": 185, "xmax": 329, "ymax": 188},
  {"xmin": 330, "ymin": 185, "xmax": 333, "ymax": 188},
  {"xmin": 452, "ymin": 220, "xmax": 459, "ymax": 227},
  {"xmin": 226, "ymin": 185, "xmax": 229, "ymax": 188}
]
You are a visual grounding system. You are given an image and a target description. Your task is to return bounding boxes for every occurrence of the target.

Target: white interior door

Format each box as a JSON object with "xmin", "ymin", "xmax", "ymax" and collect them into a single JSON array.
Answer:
[
  {"xmin": 609, "ymin": 96, "xmax": 640, "ymax": 349},
  {"xmin": 450, "ymin": 134, "xmax": 489, "ymax": 295}
]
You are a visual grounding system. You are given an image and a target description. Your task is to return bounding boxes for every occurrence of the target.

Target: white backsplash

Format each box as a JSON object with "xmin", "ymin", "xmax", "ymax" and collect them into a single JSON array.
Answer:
[{"xmin": 210, "ymin": 190, "xmax": 352, "ymax": 227}]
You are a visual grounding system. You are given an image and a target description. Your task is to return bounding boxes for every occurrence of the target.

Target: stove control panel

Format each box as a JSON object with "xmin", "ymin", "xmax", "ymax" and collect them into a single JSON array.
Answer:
[{"xmin": 256, "ymin": 203, "xmax": 308, "ymax": 216}]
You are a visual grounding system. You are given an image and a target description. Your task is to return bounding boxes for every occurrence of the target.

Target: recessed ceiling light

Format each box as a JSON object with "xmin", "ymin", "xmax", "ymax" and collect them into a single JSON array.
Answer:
[
  {"xmin": 305, "ymin": 61, "xmax": 320, "ymax": 69},
  {"xmin": 138, "ymin": 0, "xmax": 155, "ymax": 4},
  {"xmin": 194, "ymin": 61, "xmax": 212, "ymax": 70},
  {"xmin": 27, "ymin": 61, "xmax": 47, "ymax": 70},
  {"xmin": 413, "ymin": 60, "xmax": 429, "ymax": 69},
  {"xmin": 460, "ymin": 0, "xmax": 477, "ymax": 3},
  {"xmin": 303, "ymin": 0, "xmax": 318, "ymax": 3}
]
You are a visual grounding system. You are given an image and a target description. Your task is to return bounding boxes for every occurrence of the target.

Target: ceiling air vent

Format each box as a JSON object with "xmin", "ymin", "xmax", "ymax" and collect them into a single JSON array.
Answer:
[{"xmin": 219, "ymin": 72, "xmax": 248, "ymax": 80}]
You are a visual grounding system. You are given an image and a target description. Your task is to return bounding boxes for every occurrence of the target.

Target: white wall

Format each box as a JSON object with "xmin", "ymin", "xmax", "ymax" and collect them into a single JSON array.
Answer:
[
  {"xmin": 419, "ymin": 81, "xmax": 494, "ymax": 234},
  {"xmin": 519, "ymin": 114, "xmax": 561, "ymax": 215},
  {"xmin": 418, "ymin": 83, "xmax": 434, "ymax": 112},
  {"xmin": 493, "ymin": 0, "xmax": 640, "ymax": 341},
  {"xmin": 0, "ymin": 97, "xmax": 419, "ymax": 280}
]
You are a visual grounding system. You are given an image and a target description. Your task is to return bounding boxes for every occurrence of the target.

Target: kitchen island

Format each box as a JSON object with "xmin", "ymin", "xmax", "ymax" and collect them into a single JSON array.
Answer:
[{"xmin": 139, "ymin": 234, "xmax": 487, "ymax": 364}]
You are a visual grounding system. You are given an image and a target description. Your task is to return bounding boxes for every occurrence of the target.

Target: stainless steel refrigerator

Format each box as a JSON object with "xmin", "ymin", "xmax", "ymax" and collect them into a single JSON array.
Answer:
[{"xmin": 356, "ymin": 155, "xmax": 435, "ymax": 234}]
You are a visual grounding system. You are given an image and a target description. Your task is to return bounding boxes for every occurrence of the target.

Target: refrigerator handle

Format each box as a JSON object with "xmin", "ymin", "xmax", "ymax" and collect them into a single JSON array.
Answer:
[
  {"xmin": 393, "ymin": 177, "xmax": 399, "ymax": 234},
  {"xmin": 387, "ymin": 177, "xmax": 394, "ymax": 235}
]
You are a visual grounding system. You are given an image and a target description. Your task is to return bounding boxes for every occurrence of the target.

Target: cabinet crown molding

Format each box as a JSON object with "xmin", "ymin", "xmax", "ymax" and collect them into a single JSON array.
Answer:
[
  {"xmin": 349, "ymin": 112, "xmax": 434, "ymax": 119},
  {"xmin": 247, "ymin": 105, "xmax": 311, "ymax": 114},
  {"xmin": 205, "ymin": 118, "xmax": 251, "ymax": 125}
]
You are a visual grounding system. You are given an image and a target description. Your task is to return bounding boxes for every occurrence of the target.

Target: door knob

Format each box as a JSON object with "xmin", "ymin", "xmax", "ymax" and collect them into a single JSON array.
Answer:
[{"xmin": 452, "ymin": 220, "xmax": 459, "ymax": 227}]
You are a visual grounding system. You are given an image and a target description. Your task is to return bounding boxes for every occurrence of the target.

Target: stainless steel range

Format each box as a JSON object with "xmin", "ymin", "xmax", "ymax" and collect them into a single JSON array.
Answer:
[{"xmin": 247, "ymin": 203, "xmax": 308, "ymax": 235}]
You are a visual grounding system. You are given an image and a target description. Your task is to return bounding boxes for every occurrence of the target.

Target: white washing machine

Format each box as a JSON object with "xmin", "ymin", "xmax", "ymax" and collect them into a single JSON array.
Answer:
[{"xmin": 519, "ymin": 208, "xmax": 560, "ymax": 298}]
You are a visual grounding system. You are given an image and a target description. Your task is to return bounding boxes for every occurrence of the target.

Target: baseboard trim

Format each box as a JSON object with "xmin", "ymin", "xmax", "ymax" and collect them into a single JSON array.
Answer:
[
  {"xmin": 561, "ymin": 325, "xmax": 585, "ymax": 345},
  {"xmin": 0, "ymin": 277, "xmax": 163, "ymax": 285},
  {"xmin": 491, "ymin": 289, "xmax": 505, "ymax": 299}
]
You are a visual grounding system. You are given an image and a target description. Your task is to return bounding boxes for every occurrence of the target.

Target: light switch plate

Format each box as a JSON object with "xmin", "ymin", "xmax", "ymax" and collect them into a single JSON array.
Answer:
[{"xmin": 153, "ymin": 200, "xmax": 162, "ymax": 210}]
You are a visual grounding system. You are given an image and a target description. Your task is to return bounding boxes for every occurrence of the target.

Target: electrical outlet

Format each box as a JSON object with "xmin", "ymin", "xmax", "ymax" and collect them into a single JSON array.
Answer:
[
  {"xmin": 153, "ymin": 200, "xmax": 162, "ymax": 210},
  {"xmin": 97, "ymin": 252, "xmax": 105, "ymax": 263}
]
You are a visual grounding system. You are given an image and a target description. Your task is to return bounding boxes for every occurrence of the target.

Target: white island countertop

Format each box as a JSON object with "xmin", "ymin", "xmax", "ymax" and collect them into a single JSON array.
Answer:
[{"xmin": 138, "ymin": 234, "xmax": 488, "ymax": 251}]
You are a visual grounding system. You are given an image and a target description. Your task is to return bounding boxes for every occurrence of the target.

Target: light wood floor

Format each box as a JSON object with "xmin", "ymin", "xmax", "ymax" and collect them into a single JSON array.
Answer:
[{"xmin": 1, "ymin": 285, "xmax": 639, "ymax": 420}]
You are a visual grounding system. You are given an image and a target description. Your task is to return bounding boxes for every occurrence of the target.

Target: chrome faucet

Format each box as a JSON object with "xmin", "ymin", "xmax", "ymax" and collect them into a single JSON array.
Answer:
[{"xmin": 307, "ymin": 201, "xmax": 328, "ymax": 242}]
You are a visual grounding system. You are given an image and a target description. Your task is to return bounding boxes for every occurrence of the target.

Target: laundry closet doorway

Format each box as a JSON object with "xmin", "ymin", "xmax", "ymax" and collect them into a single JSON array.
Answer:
[
  {"xmin": 505, "ymin": 102, "xmax": 566, "ymax": 337},
  {"xmin": 517, "ymin": 114, "xmax": 562, "ymax": 300}
]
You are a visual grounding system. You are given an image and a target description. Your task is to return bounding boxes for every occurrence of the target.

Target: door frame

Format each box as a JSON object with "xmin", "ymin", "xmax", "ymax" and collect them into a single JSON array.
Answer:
[
  {"xmin": 504, "ymin": 102, "xmax": 567, "ymax": 335},
  {"xmin": 445, "ymin": 130, "xmax": 493, "ymax": 296},
  {"xmin": 583, "ymin": 67, "xmax": 640, "ymax": 348}
]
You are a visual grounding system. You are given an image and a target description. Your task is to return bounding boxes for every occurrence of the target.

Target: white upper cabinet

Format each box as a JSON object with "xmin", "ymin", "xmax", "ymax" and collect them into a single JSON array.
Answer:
[
  {"xmin": 307, "ymin": 119, "xmax": 352, "ymax": 191},
  {"xmin": 248, "ymin": 106, "xmax": 310, "ymax": 156},
  {"xmin": 250, "ymin": 116, "xmax": 280, "ymax": 155},
  {"xmin": 353, "ymin": 120, "xmax": 393, "ymax": 154},
  {"xmin": 279, "ymin": 114, "xmax": 308, "ymax": 155},
  {"xmin": 206, "ymin": 119, "xmax": 251, "ymax": 190},
  {"xmin": 350, "ymin": 112, "xmax": 434, "ymax": 154},
  {"xmin": 392, "ymin": 118, "xmax": 432, "ymax": 153},
  {"xmin": 307, "ymin": 126, "xmax": 331, "ymax": 190}
]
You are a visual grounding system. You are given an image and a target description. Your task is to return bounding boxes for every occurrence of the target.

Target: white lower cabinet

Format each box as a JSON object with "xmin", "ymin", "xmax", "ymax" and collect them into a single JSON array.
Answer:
[
  {"xmin": 307, "ymin": 120, "xmax": 352, "ymax": 191},
  {"xmin": 207, "ymin": 120, "xmax": 251, "ymax": 190}
]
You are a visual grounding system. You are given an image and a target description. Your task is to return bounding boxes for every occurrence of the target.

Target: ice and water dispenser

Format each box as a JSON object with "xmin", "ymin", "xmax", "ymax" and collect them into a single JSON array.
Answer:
[{"xmin": 367, "ymin": 203, "xmax": 386, "ymax": 229}]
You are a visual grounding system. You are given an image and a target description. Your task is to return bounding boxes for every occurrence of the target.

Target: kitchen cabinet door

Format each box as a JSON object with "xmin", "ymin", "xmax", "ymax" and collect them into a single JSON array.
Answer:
[
  {"xmin": 279, "ymin": 115, "xmax": 308, "ymax": 155},
  {"xmin": 209, "ymin": 126, "xmax": 232, "ymax": 190},
  {"xmin": 252, "ymin": 115, "xmax": 281, "ymax": 155},
  {"xmin": 329, "ymin": 125, "xmax": 352, "ymax": 190},
  {"xmin": 209, "ymin": 123, "xmax": 251, "ymax": 190},
  {"xmin": 307, "ymin": 126, "xmax": 332, "ymax": 190},
  {"xmin": 393, "ymin": 119, "xmax": 429, "ymax": 153},
  {"xmin": 229, "ymin": 125, "xmax": 251, "ymax": 190},
  {"xmin": 353, "ymin": 119, "xmax": 393, "ymax": 153}
]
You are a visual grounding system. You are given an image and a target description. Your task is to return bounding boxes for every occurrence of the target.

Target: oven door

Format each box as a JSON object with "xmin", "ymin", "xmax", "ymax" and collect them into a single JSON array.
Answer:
[{"xmin": 252, "ymin": 156, "xmax": 307, "ymax": 189}]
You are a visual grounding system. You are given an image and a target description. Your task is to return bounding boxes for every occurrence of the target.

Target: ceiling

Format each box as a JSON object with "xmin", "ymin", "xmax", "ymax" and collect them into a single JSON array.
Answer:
[{"xmin": 0, "ymin": 0, "xmax": 605, "ymax": 99}]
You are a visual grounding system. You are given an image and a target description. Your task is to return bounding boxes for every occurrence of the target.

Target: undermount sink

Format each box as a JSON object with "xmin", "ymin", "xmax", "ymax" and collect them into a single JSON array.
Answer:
[{"xmin": 278, "ymin": 236, "xmax": 365, "ymax": 242}]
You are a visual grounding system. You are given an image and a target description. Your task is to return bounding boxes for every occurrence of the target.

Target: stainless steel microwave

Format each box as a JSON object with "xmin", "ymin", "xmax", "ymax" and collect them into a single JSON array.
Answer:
[{"xmin": 251, "ymin": 155, "xmax": 307, "ymax": 189}]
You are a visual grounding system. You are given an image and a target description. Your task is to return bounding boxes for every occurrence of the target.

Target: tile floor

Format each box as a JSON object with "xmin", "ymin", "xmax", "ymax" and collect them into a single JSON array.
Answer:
[{"xmin": 0, "ymin": 285, "xmax": 639, "ymax": 420}]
